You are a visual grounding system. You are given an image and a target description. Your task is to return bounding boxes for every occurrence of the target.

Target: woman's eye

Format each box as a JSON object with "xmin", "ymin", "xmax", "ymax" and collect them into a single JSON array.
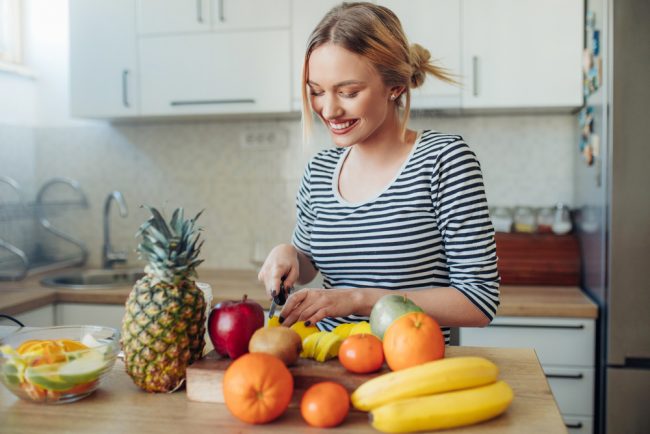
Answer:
[
  {"xmin": 309, "ymin": 90, "xmax": 324, "ymax": 97},
  {"xmin": 340, "ymin": 91, "xmax": 358, "ymax": 98}
]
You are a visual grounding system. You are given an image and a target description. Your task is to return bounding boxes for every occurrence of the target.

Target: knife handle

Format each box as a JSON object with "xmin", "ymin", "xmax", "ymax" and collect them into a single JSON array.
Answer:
[{"xmin": 273, "ymin": 283, "xmax": 287, "ymax": 305}]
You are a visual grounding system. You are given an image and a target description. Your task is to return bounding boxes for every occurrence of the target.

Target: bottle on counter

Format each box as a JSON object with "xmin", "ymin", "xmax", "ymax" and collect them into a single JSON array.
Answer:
[
  {"xmin": 490, "ymin": 207, "xmax": 513, "ymax": 233},
  {"xmin": 513, "ymin": 206, "xmax": 537, "ymax": 233},
  {"xmin": 551, "ymin": 203, "xmax": 573, "ymax": 235},
  {"xmin": 536, "ymin": 207, "xmax": 555, "ymax": 234}
]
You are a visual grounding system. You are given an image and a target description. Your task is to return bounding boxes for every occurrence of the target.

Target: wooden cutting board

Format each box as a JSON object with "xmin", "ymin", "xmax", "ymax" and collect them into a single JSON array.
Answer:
[{"xmin": 186, "ymin": 350, "xmax": 387, "ymax": 409}]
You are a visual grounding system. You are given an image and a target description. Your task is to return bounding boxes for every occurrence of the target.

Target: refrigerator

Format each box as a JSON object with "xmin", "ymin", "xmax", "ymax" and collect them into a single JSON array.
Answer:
[{"xmin": 575, "ymin": 0, "xmax": 650, "ymax": 432}]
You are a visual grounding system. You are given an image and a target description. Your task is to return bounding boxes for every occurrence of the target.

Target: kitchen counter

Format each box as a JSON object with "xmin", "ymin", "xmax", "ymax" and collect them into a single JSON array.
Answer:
[
  {"xmin": 0, "ymin": 344, "xmax": 567, "ymax": 434},
  {"xmin": 0, "ymin": 268, "xmax": 598, "ymax": 319}
]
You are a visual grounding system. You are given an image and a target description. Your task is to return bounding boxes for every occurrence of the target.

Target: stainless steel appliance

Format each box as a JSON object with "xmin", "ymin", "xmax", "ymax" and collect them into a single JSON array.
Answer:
[{"xmin": 575, "ymin": 0, "xmax": 650, "ymax": 432}]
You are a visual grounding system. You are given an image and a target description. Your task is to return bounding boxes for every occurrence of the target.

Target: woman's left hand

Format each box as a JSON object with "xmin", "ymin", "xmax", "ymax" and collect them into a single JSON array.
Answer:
[{"xmin": 279, "ymin": 288, "xmax": 359, "ymax": 327}]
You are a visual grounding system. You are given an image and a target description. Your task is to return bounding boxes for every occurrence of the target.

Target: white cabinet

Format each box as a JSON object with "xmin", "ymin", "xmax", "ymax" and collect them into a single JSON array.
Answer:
[
  {"xmin": 379, "ymin": 0, "xmax": 462, "ymax": 109},
  {"xmin": 461, "ymin": 0, "xmax": 583, "ymax": 109},
  {"xmin": 460, "ymin": 316, "xmax": 595, "ymax": 433},
  {"xmin": 55, "ymin": 303, "xmax": 125, "ymax": 330},
  {"xmin": 137, "ymin": 0, "xmax": 289, "ymax": 35},
  {"xmin": 139, "ymin": 31, "xmax": 291, "ymax": 115},
  {"xmin": 137, "ymin": 0, "xmax": 212, "ymax": 35},
  {"xmin": 9, "ymin": 305, "xmax": 55, "ymax": 327},
  {"xmin": 69, "ymin": 0, "xmax": 139, "ymax": 118},
  {"xmin": 211, "ymin": 0, "xmax": 289, "ymax": 31},
  {"xmin": 69, "ymin": 0, "xmax": 585, "ymax": 118}
]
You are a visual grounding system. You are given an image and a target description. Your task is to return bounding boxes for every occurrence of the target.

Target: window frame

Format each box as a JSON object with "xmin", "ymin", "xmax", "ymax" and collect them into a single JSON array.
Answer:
[{"xmin": 0, "ymin": 0, "xmax": 33, "ymax": 77}]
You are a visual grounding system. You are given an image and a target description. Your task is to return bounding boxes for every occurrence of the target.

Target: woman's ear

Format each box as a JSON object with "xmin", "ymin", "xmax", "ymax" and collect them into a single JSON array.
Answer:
[{"xmin": 389, "ymin": 86, "xmax": 406, "ymax": 100}]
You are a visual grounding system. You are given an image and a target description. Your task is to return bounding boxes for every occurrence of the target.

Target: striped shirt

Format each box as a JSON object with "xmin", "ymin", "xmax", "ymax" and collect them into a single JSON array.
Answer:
[{"xmin": 291, "ymin": 130, "xmax": 500, "ymax": 344}]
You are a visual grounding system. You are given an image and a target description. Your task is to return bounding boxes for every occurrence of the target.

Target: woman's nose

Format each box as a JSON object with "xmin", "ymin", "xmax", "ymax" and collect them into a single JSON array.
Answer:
[{"xmin": 321, "ymin": 94, "xmax": 343, "ymax": 119}]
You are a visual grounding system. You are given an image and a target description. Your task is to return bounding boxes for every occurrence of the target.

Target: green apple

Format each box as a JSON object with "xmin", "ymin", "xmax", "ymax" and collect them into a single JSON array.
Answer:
[
  {"xmin": 25, "ymin": 363, "xmax": 75, "ymax": 391},
  {"xmin": 58, "ymin": 351, "xmax": 105, "ymax": 385},
  {"xmin": 369, "ymin": 294, "xmax": 424, "ymax": 340},
  {"xmin": 2, "ymin": 362, "xmax": 21, "ymax": 387}
]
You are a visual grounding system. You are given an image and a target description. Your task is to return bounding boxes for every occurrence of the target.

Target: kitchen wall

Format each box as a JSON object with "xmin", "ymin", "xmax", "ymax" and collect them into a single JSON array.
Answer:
[
  {"xmin": 0, "ymin": 0, "xmax": 578, "ymax": 272},
  {"xmin": 27, "ymin": 113, "xmax": 576, "ymax": 270}
]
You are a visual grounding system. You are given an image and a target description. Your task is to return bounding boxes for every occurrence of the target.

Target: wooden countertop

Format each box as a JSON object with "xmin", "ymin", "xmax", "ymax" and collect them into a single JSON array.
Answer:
[
  {"xmin": 0, "ymin": 268, "xmax": 598, "ymax": 319},
  {"xmin": 0, "ymin": 345, "xmax": 567, "ymax": 434}
]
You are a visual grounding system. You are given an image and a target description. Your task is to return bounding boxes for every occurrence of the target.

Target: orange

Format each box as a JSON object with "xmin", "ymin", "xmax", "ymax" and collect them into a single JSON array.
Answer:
[
  {"xmin": 338, "ymin": 334, "xmax": 384, "ymax": 374},
  {"xmin": 300, "ymin": 381, "xmax": 350, "ymax": 428},
  {"xmin": 382, "ymin": 312, "xmax": 444, "ymax": 371},
  {"xmin": 222, "ymin": 353, "xmax": 293, "ymax": 424}
]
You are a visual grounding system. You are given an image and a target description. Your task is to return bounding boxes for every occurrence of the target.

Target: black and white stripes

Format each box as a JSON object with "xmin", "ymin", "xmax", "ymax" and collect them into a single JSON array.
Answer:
[{"xmin": 292, "ymin": 130, "xmax": 500, "ymax": 344}]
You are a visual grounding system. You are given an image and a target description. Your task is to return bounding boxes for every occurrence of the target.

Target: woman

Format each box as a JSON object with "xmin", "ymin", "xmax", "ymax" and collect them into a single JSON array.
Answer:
[{"xmin": 258, "ymin": 2, "xmax": 499, "ymax": 343}]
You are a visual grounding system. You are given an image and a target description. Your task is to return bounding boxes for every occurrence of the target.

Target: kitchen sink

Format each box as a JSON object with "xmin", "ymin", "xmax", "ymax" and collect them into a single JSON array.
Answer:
[{"xmin": 40, "ymin": 269, "xmax": 145, "ymax": 290}]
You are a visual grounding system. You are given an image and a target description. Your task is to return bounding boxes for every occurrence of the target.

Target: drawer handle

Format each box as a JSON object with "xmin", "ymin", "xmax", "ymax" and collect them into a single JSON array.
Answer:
[
  {"xmin": 217, "ymin": 0, "xmax": 225, "ymax": 22},
  {"xmin": 196, "ymin": 0, "xmax": 203, "ymax": 23},
  {"xmin": 490, "ymin": 323, "xmax": 585, "ymax": 330},
  {"xmin": 545, "ymin": 372, "xmax": 584, "ymax": 380},
  {"xmin": 565, "ymin": 421, "xmax": 583, "ymax": 429},
  {"xmin": 170, "ymin": 99, "xmax": 255, "ymax": 106},
  {"xmin": 472, "ymin": 56, "xmax": 479, "ymax": 97},
  {"xmin": 122, "ymin": 70, "xmax": 130, "ymax": 108}
]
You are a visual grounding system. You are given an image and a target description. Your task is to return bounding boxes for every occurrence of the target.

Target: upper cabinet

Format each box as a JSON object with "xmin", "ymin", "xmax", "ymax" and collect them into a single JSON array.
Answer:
[
  {"xmin": 69, "ymin": 0, "xmax": 139, "ymax": 118},
  {"xmin": 137, "ymin": 0, "xmax": 289, "ymax": 35},
  {"xmin": 461, "ymin": 0, "xmax": 584, "ymax": 109},
  {"xmin": 378, "ymin": 0, "xmax": 462, "ymax": 109},
  {"xmin": 139, "ymin": 31, "xmax": 291, "ymax": 115},
  {"xmin": 137, "ymin": 0, "xmax": 212, "ymax": 35},
  {"xmin": 69, "ymin": 0, "xmax": 584, "ymax": 119},
  {"xmin": 210, "ymin": 0, "xmax": 289, "ymax": 30}
]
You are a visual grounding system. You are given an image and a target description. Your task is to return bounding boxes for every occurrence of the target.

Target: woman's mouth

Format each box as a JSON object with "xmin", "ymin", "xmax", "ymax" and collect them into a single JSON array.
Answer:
[{"xmin": 328, "ymin": 119, "xmax": 359, "ymax": 135}]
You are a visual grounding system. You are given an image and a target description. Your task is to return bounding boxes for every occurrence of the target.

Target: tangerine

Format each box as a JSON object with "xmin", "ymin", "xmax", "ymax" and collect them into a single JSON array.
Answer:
[{"xmin": 300, "ymin": 381, "xmax": 350, "ymax": 428}]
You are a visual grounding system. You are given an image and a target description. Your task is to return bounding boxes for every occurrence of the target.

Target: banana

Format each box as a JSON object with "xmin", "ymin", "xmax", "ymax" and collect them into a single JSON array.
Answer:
[
  {"xmin": 351, "ymin": 356, "xmax": 498, "ymax": 411},
  {"xmin": 332, "ymin": 323, "xmax": 355, "ymax": 339},
  {"xmin": 349, "ymin": 321, "xmax": 373, "ymax": 336},
  {"xmin": 314, "ymin": 333, "xmax": 342, "ymax": 362},
  {"xmin": 301, "ymin": 331, "xmax": 327, "ymax": 358},
  {"xmin": 369, "ymin": 380, "xmax": 513, "ymax": 433}
]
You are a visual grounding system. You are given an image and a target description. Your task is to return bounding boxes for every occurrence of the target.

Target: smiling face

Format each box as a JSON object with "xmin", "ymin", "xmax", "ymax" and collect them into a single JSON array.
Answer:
[{"xmin": 307, "ymin": 43, "xmax": 399, "ymax": 148}]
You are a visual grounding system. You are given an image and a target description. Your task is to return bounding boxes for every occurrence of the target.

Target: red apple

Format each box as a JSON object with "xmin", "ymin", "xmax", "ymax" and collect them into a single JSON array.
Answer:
[{"xmin": 208, "ymin": 294, "xmax": 265, "ymax": 359}]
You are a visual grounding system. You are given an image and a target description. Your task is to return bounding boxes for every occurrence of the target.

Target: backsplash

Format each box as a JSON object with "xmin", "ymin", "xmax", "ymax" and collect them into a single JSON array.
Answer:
[{"xmin": 1, "ymin": 113, "xmax": 576, "ymax": 271}]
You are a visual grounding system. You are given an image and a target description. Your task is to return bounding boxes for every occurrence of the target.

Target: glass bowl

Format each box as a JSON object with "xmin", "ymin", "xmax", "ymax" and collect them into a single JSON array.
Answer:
[{"xmin": 0, "ymin": 325, "xmax": 120, "ymax": 404}]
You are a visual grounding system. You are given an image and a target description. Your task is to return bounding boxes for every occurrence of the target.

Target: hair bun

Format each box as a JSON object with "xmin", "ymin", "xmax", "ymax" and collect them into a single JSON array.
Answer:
[{"xmin": 409, "ymin": 43, "xmax": 431, "ymax": 88}]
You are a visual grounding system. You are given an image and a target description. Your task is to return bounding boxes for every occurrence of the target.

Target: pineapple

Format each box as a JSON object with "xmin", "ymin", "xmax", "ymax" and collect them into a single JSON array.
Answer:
[{"xmin": 121, "ymin": 206, "xmax": 206, "ymax": 393}]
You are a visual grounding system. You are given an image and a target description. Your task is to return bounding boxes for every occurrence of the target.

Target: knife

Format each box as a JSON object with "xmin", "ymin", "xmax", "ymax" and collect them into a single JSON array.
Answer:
[{"xmin": 268, "ymin": 279, "xmax": 291, "ymax": 319}]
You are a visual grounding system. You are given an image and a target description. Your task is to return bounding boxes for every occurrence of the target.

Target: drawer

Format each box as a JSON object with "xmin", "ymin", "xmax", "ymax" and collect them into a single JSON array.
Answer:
[
  {"xmin": 459, "ymin": 316, "xmax": 595, "ymax": 366},
  {"xmin": 563, "ymin": 415, "xmax": 593, "ymax": 434},
  {"xmin": 545, "ymin": 366, "xmax": 594, "ymax": 416}
]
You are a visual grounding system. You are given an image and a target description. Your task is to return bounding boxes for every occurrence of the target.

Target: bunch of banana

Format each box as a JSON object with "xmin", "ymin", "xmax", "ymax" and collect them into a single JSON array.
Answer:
[{"xmin": 351, "ymin": 356, "xmax": 514, "ymax": 433}]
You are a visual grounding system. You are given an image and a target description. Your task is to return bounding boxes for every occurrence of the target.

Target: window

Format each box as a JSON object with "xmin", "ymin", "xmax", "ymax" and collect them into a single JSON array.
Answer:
[{"xmin": 0, "ymin": 0, "xmax": 22, "ymax": 65}]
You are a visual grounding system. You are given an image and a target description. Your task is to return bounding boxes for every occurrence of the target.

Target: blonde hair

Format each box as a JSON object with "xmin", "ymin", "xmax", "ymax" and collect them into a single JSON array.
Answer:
[{"xmin": 301, "ymin": 2, "xmax": 457, "ymax": 141}]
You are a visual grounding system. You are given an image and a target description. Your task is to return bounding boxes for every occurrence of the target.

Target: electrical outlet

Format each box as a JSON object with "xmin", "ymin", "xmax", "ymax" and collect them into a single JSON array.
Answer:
[{"xmin": 239, "ymin": 128, "xmax": 288, "ymax": 149}]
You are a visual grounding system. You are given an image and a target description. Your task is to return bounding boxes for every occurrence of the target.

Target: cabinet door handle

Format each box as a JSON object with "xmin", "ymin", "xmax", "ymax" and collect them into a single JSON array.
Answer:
[
  {"xmin": 565, "ymin": 421, "xmax": 583, "ymax": 429},
  {"xmin": 196, "ymin": 0, "xmax": 203, "ymax": 23},
  {"xmin": 489, "ymin": 323, "xmax": 585, "ymax": 330},
  {"xmin": 170, "ymin": 99, "xmax": 255, "ymax": 106},
  {"xmin": 472, "ymin": 56, "xmax": 479, "ymax": 97},
  {"xmin": 545, "ymin": 372, "xmax": 584, "ymax": 380},
  {"xmin": 122, "ymin": 70, "xmax": 130, "ymax": 108},
  {"xmin": 217, "ymin": 0, "xmax": 225, "ymax": 22}
]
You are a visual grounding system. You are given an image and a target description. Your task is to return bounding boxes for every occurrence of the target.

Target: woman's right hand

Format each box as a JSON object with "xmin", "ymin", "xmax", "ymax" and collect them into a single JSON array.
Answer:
[{"xmin": 257, "ymin": 243, "xmax": 300, "ymax": 299}]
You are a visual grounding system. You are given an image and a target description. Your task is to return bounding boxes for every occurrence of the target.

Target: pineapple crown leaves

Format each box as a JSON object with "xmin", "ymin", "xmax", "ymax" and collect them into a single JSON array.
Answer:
[{"xmin": 136, "ymin": 205, "xmax": 205, "ymax": 285}]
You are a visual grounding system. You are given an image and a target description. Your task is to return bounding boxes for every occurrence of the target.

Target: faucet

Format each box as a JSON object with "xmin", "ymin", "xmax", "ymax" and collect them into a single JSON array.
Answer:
[
  {"xmin": 34, "ymin": 177, "xmax": 89, "ymax": 266},
  {"xmin": 102, "ymin": 191, "xmax": 128, "ymax": 269}
]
